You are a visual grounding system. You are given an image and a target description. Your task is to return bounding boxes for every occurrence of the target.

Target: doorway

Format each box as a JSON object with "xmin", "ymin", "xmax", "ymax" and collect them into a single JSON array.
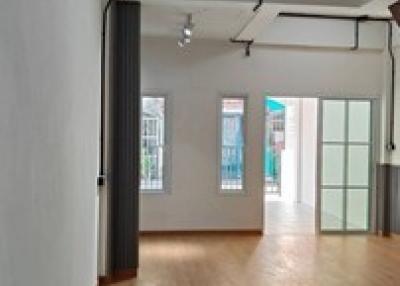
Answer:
[
  {"xmin": 263, "ymin": 96, "xmax": 376, "ymax": 235},
  {"xmin": 264, "ymin": 96, "xmax": 318, "ymax": 235}
]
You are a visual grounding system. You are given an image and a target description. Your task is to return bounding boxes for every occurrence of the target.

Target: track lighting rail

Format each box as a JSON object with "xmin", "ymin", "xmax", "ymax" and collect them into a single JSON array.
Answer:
[
  {"xmin": 230, "ymin": 38, "xmax": 254, "ymax": 57},
  {"xmin": 253, "ymin": 0, "xmax": 264, "ymax": 12}
]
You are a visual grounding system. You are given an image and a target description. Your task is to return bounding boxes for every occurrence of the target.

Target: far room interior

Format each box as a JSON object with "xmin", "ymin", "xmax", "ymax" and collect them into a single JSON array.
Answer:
[
  {"xmin": 94, "ymin": 0, "xmax": 400, "ymax": 285},
  {"xmin": 5, "ymin": 0, "xmax": 400, "ymax": 286}
]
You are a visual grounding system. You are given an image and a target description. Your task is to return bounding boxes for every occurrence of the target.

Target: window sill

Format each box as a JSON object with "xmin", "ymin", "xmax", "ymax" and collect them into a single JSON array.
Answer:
[
  {"xmin": 140, "ymin": 190, "xmax": 168, "ymax": 195},
  {"xmin": 219, "ymin": 189, "xmax": 247, "ymax": 196}
]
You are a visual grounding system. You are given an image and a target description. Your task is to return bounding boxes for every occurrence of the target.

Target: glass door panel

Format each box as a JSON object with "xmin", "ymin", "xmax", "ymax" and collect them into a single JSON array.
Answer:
[
  {"xmin": 347, "ymin": 189, "xmax": 369, "ymax": 230},
  {"xmin": 322, "ymin": 145, "xmax": 345, "ymax": 186},
  {"xmin": 347, "ymin": 145, "xmax": 370, "ymax": 186},
  {"xmin": 321, "ymin": 188, "xmax": 344, "ymax": 230},
  {"xmin": 319, "ymin": 99, "xmax": 372, "ymax": 232},
  {"xmin": 348, "ymin": 101, "xmax": 371, "ymax": 143},
  {"xmin": 322, "ymin": 101, "xmax": 346, "ymax": 142}
]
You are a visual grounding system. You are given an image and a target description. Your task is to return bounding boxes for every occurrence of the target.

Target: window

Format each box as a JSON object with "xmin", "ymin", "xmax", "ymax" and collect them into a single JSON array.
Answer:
[
  {"xmin": 219, "ymin": 96, "xmax": 246, "ymax": 192},
  {"xmin": 140, "ymin": 95, "xmax": 167, "ymax": 192}
]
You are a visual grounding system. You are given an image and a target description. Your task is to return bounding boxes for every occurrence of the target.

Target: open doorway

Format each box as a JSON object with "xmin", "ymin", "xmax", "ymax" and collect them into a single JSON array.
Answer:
[{"xmin": 264, "ymin": 96, "xmax": 318, "ymax": 235}]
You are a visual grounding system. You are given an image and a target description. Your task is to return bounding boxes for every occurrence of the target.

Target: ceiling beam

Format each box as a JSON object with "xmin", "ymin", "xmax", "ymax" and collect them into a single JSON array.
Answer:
[
  {"xmin": 213, "ymin": 0, "xmax": 373, "ymax": 7},
  {"xmin": 140, "ymin": 0, "xmax": 373, "ymax": 8},
  {"xmin": 189, "ymin": 0, "xmax": 373, "ymax": 7},
  {"xmin": 233, "ymin": 4, "xmax": 279, "ymax": 41}
]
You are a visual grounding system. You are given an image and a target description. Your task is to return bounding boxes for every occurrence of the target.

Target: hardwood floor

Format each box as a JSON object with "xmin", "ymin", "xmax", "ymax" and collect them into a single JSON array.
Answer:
[
  {"xmin": 264, "ymin": 199, "xmax": 315, "ymax": 235},
  {"xmin": 110, "ymin": 200, "xmax": 397, "ymax": 285},
  {"xmin": 112, "ymin": 233, "xmax": 400, "ymax": 286}
]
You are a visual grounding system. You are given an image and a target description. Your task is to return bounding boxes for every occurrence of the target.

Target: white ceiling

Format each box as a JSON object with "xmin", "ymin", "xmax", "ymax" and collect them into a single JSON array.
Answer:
[{"xmin": 141, "ymin": 0, "xmax": 397, "ymax": 40}]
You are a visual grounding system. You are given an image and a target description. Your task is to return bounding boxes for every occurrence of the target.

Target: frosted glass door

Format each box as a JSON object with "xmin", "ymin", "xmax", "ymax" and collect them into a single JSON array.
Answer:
[{"xmin": 319, "ymin": 100, "xmax": 372, "ymax": 232}]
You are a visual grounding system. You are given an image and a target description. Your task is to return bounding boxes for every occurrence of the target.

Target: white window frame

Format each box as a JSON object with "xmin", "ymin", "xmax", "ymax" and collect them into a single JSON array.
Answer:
[
  {"xmin": 218, "ymin": 94, "xmax": 248, "ymax": 194},
  {"xmin": 140, "ymin": 93, "xmax": 171, "ymax": 194}
]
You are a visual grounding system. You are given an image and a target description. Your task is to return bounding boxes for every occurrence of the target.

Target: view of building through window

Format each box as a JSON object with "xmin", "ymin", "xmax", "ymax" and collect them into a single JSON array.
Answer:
[
  {"xmin": 265, "ymin": 98, "xmax": 286, "ymax": 195},
  {"xmin": 141, "ymin": 96, "xmax": 165, "ymax": 191},
  {"xmin": 221, "ymin": 98, "xmax": 245, "ymax": 191}
]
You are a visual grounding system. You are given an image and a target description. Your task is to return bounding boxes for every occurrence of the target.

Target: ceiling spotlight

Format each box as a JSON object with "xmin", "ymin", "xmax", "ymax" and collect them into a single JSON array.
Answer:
[
  {"xmin": 178, "ymin": 13, "xmax": 194, "ymax": 48},
  {"xmin": 183, "ymin": 26, "xmax": 192, "ymax": 37},
  {"xmin": 178, "ymin": 39, "xmax": 185, "ymax": 48}
]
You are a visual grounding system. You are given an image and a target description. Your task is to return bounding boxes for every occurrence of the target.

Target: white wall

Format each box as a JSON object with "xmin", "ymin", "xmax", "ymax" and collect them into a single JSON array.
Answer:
[
  {"xmin": 273, "ymin": 98, "xmax": 300, "ymax": 203},
  {"xmin": 141, "ymin": 34, "xmax": 383, "ymax": 231},
  {"xmin": 0, "ymin": 1, "xmax": 100, "ymax": 285},
  {"xmin": 300, "ymin": 98, "xmax": 318, "ymax": 208}
]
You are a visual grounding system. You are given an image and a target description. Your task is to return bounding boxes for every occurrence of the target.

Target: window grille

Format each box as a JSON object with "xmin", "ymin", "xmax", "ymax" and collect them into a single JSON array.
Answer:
[
  {"xmin": 141, "ymin": 96, "xmax": 166, "ymax": 191},
  {"xmin": 220, "ymin": 97, "xmax": 246, "ymax": 192}
]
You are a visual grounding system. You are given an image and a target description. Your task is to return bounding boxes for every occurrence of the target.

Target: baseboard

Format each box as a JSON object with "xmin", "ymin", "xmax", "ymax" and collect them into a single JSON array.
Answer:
[
  {"xmin": 98, "ymin": 268, "xmax": 137, "ymax": 285},
  {"xmin": 377, "ymin": 230, "xmax": 400, "ymax": 237},
  {"xmin": 140, "ymin": 229, "xmax": 263, "ymax": 235}
]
